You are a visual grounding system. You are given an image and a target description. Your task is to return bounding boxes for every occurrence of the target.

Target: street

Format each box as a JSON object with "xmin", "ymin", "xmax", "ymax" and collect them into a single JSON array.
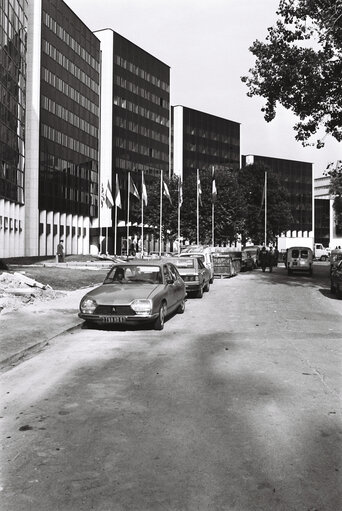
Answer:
[{"xmin": 1, "ymin": 263, "xmax": 341, "ymax": 511}]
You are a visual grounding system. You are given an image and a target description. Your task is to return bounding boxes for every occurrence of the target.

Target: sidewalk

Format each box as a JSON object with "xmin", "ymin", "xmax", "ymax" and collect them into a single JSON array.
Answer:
[{"xmin": 0, "ymin": 285, "xmax": 94, "ymax": 372}]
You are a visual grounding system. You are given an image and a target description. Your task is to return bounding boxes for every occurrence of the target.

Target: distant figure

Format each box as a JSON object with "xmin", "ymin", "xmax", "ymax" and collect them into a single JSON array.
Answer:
[
  {"xmin": 259, "ymin": 246, "xmax": 268, "ymax": 272},
  {"xmin": 57, "ymin": 240, "xmax": 65, "ymax": 263},
  {"xmin": 268, "ymin": 248, "xmax": 274, "ymax": 272},
  {"xmin": 273, "ymin": 247, "xmax": 279, "ymax": 267}
]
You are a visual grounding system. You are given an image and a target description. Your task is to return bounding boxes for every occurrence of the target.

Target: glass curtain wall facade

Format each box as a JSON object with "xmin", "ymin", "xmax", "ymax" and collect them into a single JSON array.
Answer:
[
  {"xmin": 0, "ymin": 0, "xmax": 27, "ymax": 257},
  {"xmin": 112, "ymin": 32, "xmax": 170, "ymax": 198},
  {"xmin": 173, "ymin": 106, "xmax": 240, "ymax": 180},
  {"xmin": 242, "ymin": 155, "xmax": 313, "ymax": 233},
  {"xmin": 40, "ymin": 0, "xmax": 100, "ymax": 221}
]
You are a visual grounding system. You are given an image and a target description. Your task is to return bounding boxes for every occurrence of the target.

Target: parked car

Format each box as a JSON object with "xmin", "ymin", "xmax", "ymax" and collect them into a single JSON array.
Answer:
[
  {"xmin": 170, "ymin": 256, "xmax": 211, "ymax": 298},
  {"xmin": 330, "ymin": 259, "xmax": 342, "ymax": 298},
  {"xmin": 79, "ymin": 260, "xmax": 186, "ymax": 330},
  {"xmin": 178, "ymin": 251, "xmax": 214, "ymax": 283},
  {"xmin": 287, "ymin": 246, "xmax": 313, "ymax": 275}
]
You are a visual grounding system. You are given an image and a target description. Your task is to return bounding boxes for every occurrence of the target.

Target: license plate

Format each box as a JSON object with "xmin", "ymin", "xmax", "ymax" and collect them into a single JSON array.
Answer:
[{"xmin": 101, "ymin": 316, "xmax": 126, "ymax": 323}]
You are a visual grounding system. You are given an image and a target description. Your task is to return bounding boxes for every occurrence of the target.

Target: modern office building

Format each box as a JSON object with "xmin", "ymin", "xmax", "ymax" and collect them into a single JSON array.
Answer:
[
  {"xmin": 242, "ymin": 154, "xmax": 313, "ymax": 235},
  {"xmin": 0, "ymin": 0, "xmax": 28, "ymax": 258},
  {"xmin": 172, "ymin": 106, "xmax": 240, "ymax": 181},
  {"xmin": 1, "ymin": 0, "xmax": 101, "ymax": 258},
  {"xmin": 94, "ymin": 29, "xmax": 170, "ymax": 253}
]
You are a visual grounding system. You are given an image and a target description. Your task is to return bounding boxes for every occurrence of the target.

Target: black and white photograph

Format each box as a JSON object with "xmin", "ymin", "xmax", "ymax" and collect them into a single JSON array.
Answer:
[{"xmin": 0, "ymin": 0, "xmax": 341, "ymax": 509}]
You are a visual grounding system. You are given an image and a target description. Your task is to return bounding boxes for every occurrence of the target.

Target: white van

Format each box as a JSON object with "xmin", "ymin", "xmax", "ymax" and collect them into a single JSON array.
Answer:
[
  {"xmin": 287, "ymin": 246, "xmax": 313, "ymax": 275},
  {"xmin": 314, "ymin": 243, "xmax": 330, "ymax": 261}
]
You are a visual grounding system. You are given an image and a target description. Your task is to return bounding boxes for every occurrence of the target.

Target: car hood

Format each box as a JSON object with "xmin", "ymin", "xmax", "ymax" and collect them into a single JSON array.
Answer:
[{"xmin": 82, "ymin": 283, "xmax": 162, "ymax": 304}]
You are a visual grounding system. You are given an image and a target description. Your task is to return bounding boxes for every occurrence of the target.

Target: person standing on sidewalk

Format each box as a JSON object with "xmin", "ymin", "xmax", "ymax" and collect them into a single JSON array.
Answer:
[{"xmin": 57, "ymin": 240, "xmax": 65, "ymax": 263}]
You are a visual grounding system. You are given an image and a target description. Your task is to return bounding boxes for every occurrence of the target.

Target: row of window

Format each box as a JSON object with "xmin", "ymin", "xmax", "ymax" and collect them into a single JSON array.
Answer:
[
  {"xmin": 0, "ymin": 10, "xmax": 26, "ymax": 60},
  {"xmin": 1, "ymin": 160, "xmax": 24, "ymax": 185},
  {"xmin": 43, "ymin": 10, "xmax": 99, "ymax": 72},
  {"xmin": 115, "ymin": 75, "xmax": 169, "ymax": 109},
  {"xmin": 185, "ymin": 126, "xmax": 239, "ymax": 145},
  {"xmin": 40, "ymin": 153, "xmax": 98, "ymax": 182},
  {"xmin": 115, "ymin": 137, "xmax": 168, "ymax": 162},
  {"xmin": 114, "ymin": 96, "xmax": 169, "ymax": 127},
  {"xmin": 115, "ymin": 115, "xmax": 169, "ymax": 145},
  {"xmin": 115, "ymin": 158, "xmax": 168, "ymax": 175},
  {"xmin": 0, "ymin": 215, "xmax": 22, "ymax": 231},
  {"xmin": 0, "ymin": 81, "xmax": 25, "ymax": 119},
  {"xmin": 39, "ymin": 223, "xmax": 87, "ymax": 238},
  {"xmin": 1, "ymin": 0, "xmax": 26, "ymax": 25},
  {"xmin": 41, "ymin": 123, "xmax": 98, "ymax": 161},
  {"xmin": 43, "ymin": 40, "xmax": 99, "ymax": 93},
  {"xmin": 41, "ymin": 96, "xmax": 98, "ymax": 138},
  {"xmin": 186, "ymin": 143, "xmax": 239, "ymax": 156},
  {"xmin": 42, "ymin": 67, "xmax": 99, "ymax": 116},
  {"xmin": 0, "ymin": 120, "xmax": 25, "ymax": 156},
  {"xmin": 114, "ymin": 55, "xmax": 169, "ymax": 92}
]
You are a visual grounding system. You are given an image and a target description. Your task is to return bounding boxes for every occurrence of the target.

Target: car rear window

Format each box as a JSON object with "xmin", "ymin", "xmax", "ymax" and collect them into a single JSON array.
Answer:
[{"xmin": 172, "ymin": 258, "xmax": 195, "ymax": 268}]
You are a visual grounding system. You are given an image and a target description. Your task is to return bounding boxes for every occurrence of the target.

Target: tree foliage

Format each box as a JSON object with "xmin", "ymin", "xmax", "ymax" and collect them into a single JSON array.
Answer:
[
  {"xmin": 132, "ymin": 165, "xmax": 293, "ymax": 246},
  {"xmin": 241, "ymin": 0, "xmax": 342, "ymax": 147},
  {"xmin": 326, "ymin": 161, "xmax": 342, "ymax": 224}
]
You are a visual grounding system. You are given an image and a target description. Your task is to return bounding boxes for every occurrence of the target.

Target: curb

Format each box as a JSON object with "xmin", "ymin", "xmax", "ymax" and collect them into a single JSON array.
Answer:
[{"xmin": 0, "ymin": 320, "xmax": 83, "ymax": 374}]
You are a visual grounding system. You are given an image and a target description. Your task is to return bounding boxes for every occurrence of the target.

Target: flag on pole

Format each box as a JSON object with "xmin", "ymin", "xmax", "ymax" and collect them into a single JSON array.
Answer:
[
  {"xmin": 130, "ymin": 175, "xmax": 140, "ymax": 199},
  {"xmin": 141, "ymin": 172, "xmax": 148, "ymax": 206},
  {"xmin": 163, "ymin": 180, "xmax": 172, "ymax": 205},
  {"xmin": 197, "ymin": 174, "xmax": 202, "ymax": 206},
  {"xmin": 105, "ymin": 180, "xmax": 114, "ymax": 208},
  {"xmin": 178, "ymin": 180, "xmax": 183, "ymax": 208},
  {"xmin": 115, "ymin": 174, "xmax": 122, "ymax": 208},
  {"xmin": 212, "ymin": 169, "xmax": 217, "ymax": 203}
]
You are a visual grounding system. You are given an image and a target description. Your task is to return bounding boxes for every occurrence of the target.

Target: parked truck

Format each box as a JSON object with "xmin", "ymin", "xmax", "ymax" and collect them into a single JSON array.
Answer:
[{"xmin": 277, "ymin": 237, "xmax": 330, "ymax": 262}]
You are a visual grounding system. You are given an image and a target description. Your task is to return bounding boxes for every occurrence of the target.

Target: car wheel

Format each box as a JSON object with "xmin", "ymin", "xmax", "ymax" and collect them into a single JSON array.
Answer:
[
  {"xmin": 177, "ymin": 299, "xmax": 186, "ymax": 314},
  {"xmin": 196, "ymin": 286, "xmax": 204, "ymax": 298},
  {"xmin": 204, "ymin": 281, "xmax": 210, "ymax": 292},
  {"xmin": 154, "ymin": 302, "xmax": 166, "ymax": 330}
]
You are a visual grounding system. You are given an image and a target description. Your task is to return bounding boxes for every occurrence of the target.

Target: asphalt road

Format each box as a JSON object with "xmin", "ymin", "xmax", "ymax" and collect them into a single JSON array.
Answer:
[{"xmin": 1, "ymin": 263, "xmax": 341, "ymax": 511}]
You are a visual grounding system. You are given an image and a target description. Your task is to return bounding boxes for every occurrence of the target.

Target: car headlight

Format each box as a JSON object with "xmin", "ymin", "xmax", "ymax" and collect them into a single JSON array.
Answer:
[
  {"xmin": 130, "ymin": 299, "xmax": 152, "ymax": 316},
  {"xmin": 80, "ymin": 297, "xmax": 97, "ymax": 314}
]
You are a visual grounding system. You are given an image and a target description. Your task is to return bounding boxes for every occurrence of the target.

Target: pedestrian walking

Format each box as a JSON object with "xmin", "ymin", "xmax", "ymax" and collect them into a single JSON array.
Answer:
[
  {"xmin": 273, "ymin": 247, "xmax": 279, "ymax": 267},
  {"xmin": 259, "ymin": 246, "xmax": 268, "ymax": 272},
  {"xmin": 57, "ymin": 240, "xmax": 65, "ymax": 263}
]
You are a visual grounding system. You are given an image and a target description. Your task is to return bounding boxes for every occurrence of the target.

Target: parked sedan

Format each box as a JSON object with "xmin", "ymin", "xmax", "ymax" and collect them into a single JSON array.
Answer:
[
  {"xmin": 330, "ymin": 259, "xmax": 342, "ymax": 298},
  {"xmin": 79, "ymin": 260, "xmax": 186, "ymax": 330},
  {"xmin": 170, "ymin": 256, "xmax": 211, "ymax": 298}
]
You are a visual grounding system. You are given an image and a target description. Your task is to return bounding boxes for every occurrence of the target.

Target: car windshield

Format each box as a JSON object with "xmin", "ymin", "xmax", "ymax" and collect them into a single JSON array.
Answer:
[
  {"xmin": 104, "ymin": 265, "xmax": 162, "ymax": 284},
  {"xmin": 171, "ymin": 258, "xmax": 195, "ymax": 269}
]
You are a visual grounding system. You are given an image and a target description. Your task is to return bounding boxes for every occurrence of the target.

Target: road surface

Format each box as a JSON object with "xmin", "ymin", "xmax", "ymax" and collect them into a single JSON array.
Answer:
[{"xmin": 1, "ymin": 263, "xmax": 341, "ymax": 511}]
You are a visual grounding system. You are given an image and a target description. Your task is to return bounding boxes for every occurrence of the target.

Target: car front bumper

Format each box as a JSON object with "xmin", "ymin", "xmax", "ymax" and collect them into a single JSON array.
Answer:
[{"xmin": 78, "ymin": 312, "xmax": 159, "ymax": 325}]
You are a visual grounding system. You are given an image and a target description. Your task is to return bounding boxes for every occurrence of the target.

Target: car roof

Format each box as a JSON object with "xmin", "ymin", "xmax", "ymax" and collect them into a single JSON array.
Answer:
[{"xmin": 110, "ymin": 260, "xmax": 170, "ymax": 268}]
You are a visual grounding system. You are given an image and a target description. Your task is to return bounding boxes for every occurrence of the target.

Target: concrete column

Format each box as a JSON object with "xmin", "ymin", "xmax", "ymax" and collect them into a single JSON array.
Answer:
[
  {"xmin": 46, "ymin": 210, "xmax": 53, "ymax": 255},
  {"xmin": 39, "ymin": 210, "xmax": 46, "ymax": 256},
  {"xmin": 25, "ymin": 0, "xmax": 42, "ymax": 256}
]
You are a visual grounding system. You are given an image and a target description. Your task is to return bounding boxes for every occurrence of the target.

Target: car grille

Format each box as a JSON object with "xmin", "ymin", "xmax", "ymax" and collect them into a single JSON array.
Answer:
[{"xmin": 95, "ymin": 305, "xmax": 135, "ymax": 316}]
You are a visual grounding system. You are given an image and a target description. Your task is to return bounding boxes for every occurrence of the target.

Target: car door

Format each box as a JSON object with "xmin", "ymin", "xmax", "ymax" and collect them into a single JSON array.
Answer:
[
  {"xmin": 197, "ymin": 258, "xmax": 208, "ymax": 287},
  {"xmin": 168, "ymin": 263, "xmax": 185, "ymax": 305},
  {"xmin": 163, "ymin": 264, "xmax": 178, "ymax": 312}
]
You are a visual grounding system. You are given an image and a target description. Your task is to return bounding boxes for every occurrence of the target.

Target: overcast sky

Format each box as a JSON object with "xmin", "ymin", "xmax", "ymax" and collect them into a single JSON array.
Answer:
[{"xmin": 65, "ymin": 0, "xmax": 341, "ymax": 177}]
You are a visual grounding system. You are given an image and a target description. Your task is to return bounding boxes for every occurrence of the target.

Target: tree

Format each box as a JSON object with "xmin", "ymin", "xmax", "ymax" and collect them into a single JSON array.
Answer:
[
  {"xmin": 238, "ymin": 164, "xmax": 293, "ymax": 244},
  {"xmin": 326, "ymin": 161, "xmax": 342, "ymax": 225},
  {"xmin": 241, "ymin": 0, "xmax": 342, "ymax": 147}
]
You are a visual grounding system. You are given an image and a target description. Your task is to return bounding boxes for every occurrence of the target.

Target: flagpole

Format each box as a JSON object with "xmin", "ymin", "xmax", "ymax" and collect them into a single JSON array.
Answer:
[
  {"xmin": 127, "ymin": 171, "xmax": 130, "ymax": 257},
  {"xmin": 178, "ymin": 181, "xmax": 181, "ymax": 255},
  {"xmin": 212, "ymin": 165, "xmax": 215, "ymax": 247},
  {"xmin": 264, "ymin": 171, "xmax": 267, "ymax": 246},
  {"xmin": 141, "ymin": 171, "xmax": 144, "ymax": 257},
  {"xmin": 114, "ymin": 203, "xmax": 117, "ymax": 255},
  {"xmin": 159, "ymin": 170, "xmax": 163, "ymax": 256},
  {"xmin": 106, "ymin": 226, "xmax": 108, "ymax": 254},
  {"xmin": 197, "ymin": 168, "xmax": 199, "ymax": 245}
]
